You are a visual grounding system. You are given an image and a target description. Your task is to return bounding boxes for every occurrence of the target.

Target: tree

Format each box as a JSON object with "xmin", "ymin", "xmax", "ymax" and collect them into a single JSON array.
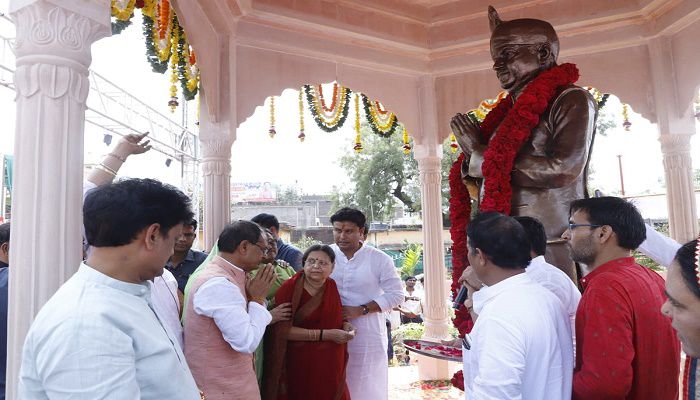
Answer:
[
  {"xmin": 332, "ymin": 122, "xmax": 458, "ymax": 224},
  {"xmin": 275, "ymin": 184, "xmax": 301, "ymax": 205},
  {"xmin": 334, "ymin": 124, "xmax": 420, "ymax": 221}
]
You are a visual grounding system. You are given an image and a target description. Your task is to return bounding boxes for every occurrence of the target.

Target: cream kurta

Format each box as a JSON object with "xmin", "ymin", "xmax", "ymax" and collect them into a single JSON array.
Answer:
[{"xmin": 330, "ymin": 244, "xmax": 404, "ymax": 400}]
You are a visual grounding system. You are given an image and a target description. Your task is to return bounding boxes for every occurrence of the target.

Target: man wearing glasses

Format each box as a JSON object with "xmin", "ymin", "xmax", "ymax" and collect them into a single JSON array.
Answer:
[
  {"xmin": 166, "ymin": 218, "xmax": 208, "ymax": 294},
  {"xmin": 184, "ymin": 220, "xmax": 276, "ymax": 399},
  {"xmin": 563, "ymin": 197, "xmax": 680, "ymax": 399}
]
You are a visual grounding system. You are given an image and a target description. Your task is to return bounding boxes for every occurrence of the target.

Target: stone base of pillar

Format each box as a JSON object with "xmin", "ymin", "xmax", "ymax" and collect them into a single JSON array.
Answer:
[{"xmin": 417, "ymin": 355, "xmax": 458, "ymax": 380}]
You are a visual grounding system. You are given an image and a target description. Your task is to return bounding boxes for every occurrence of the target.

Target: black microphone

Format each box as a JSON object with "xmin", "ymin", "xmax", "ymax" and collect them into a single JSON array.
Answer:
[{"xmin": 453, "ymin": 286, "xmax": 468, "ymax": 309}]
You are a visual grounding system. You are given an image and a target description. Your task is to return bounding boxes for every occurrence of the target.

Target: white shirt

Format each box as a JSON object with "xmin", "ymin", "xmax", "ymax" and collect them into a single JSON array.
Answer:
[
  {"xmin": 464, "ymin": 273, "xmax": 573, "ymax": 400},
  {"xmin": 330, "ymin": 243, "xmax": 403, "ymax": 400},
  {"xmin": 192, "ymin": 258, "xmax": 271, "ymax": 354},
  {"xmin": 637, "ymin": 223, "xmax": 681, "ymax": 268},
  {"xmin": 526, "ymin": 255, "xmax": 581, "ymax": 344},
  {"xmin": 151, "ymin": 269, "xmax": 184, "ymax": 350},
  {"xmin": 19, "ymin": 264, "xmax": 200, "ymax": 399}
]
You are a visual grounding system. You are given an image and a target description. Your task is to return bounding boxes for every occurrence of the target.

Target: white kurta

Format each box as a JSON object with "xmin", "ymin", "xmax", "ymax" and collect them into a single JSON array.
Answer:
[
  {"xmin": 151, "ymin": 269, "xmax": 184, "ymax": 350},
  {"xmin": 192, "ymin": 259, "xmax": 271, "ymax": 354},
  {"xmin": 526, "ymin": 255, "xmax": 581, "ymax": 351},
  {"xmin": 19, "ymin": 264, "xmax": 201, "ymax": 399},
  {"xmin": 330, "ymin": 244, "xmax": 404, "ymax": 400},
  {"xmin": 464, "ymin": 273, "xmax": 573, "ymax": 400}
]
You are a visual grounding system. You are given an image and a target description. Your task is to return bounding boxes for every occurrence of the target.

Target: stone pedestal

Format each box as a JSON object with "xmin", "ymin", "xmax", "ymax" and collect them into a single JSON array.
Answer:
[
  {"xmin": 659, "ymin": 134, "xmax": 699, "ymax": 243},
  {"xmin": 6, "ymin": 1, "xmax": 110, "ymax": 398}
]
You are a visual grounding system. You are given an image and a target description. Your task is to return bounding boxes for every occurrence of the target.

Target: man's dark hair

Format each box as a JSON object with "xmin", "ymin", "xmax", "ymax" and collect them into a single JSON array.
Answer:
[
  {"xmin": 330, "ymin": 207, "xmax": 366, "ymax": 231},
  {"xmin": 674, "ymin": 239, "xmax": 700, "ymax": 299},
  {"xmin": 84, "ymin": 178, "xmax": 193, "ymax": 247},
  {"xmin": 467, "ymin": 212, "xmax": 531, "ymax": 269},
  {"xmin": 251, "ymin": 213, "xmax": 280, "ymax": 231},
  {"xmin": 569, "ymin": 197, "xmax": 646, "ymax": 250},
  {"xmin": 301, "ymin": 244, "xmax": 336, "ymax": 266},
  {"xmin": 404, "ymin": 275, "xmax": 416, "ymax": 282},
  {"xmin": 186, "ymin": 219, "xmax": 198, "ymax": 230},
  {"xmin": 218, "ymin": 220, "xmax": 263, "ymax": 253},
  {"xmin": 0, "ymin": 222, "xmax": 9, "ymax": 244},
  {"xmin": 514, "ymin": 216, "xmax": 547, "ymax": 256}
]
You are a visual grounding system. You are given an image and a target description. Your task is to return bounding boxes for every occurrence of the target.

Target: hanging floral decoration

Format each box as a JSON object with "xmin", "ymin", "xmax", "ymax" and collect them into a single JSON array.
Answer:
[
  {"xmin": 585, "ymin": 87, "xmax": 610, "ymax": 110},
  {"xmin": 111, "ymin": 0, "xmax": 138, "ymax": 34},
  {"xmin": 298, "ymin": 89, "xmax": 306, "ymax": 142},
  {"xmin": 622, "ymin": 103, "xmax": 632, "ymax": 131},
  {"xmin": 353, "ymin": 93, "xmax": 363, "ymax": 152},
  {"xmin": 268, "ymin": 96, "xmax": 276, "ymax": 138},
  {"xmin": 449, "ymin": 133, "xmax": 458, "ymax": 153},
  {"xmin": 402, "ymin": 125, "xmax": 411, "ymax": 155},
  {"xmin": 110, "ymin": 0, "xmax": 200, "ymax": 109},
  {"xmin": 362, "ymin": 95, "xmax": 401, "ymax": 137},
  {"xmin": 303, "ymin": 83, "xmax": 352, "ymax": 132}
]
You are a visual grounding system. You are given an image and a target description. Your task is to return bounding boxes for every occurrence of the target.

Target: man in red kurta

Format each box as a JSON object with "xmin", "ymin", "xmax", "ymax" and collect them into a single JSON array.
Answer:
[{"xmin": 563, "ymin": 197, "xmax": 680, "ymax": 399}]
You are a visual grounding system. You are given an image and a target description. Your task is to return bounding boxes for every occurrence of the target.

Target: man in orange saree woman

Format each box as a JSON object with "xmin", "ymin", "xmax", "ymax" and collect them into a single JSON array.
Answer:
[{"xmin": 263, "ymin": 244, "xmax": 356, "ymax": 400}]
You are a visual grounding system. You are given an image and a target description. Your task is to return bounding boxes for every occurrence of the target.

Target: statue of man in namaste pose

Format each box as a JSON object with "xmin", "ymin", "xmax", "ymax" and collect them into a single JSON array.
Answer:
[{"xmin": 450, "ymin": 6, "xmax": 597, "ymax": 279}]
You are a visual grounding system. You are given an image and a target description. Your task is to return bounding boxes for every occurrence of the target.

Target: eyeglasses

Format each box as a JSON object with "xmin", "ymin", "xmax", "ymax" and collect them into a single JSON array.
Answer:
[
  {"xmin": 568, "ymin": 223, "xmax": 602, "ymax": 230},
  {"xmin": 305, "ymin": 258, "xmax": 331, "ymax": 268},
  {"xmin": 251, "ymin": 242, "xmax": 270, "ymax": 255}
]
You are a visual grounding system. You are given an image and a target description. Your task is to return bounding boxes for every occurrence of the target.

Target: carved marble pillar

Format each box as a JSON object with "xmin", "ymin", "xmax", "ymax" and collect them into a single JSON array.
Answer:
[
  {"xmin": 659, "ymin": 134, "xmax": 699, "ymax": 242},
  {"xmin": 6, "ymin": 1, "xmax": 110, "ymax": 398},
  {"xmin": 415, "ymin": 149, "xmax": 450, "ymax": 341},
  {"xmin": 200, "ymin": 137, "xmax": 232, "ymax": 248}
]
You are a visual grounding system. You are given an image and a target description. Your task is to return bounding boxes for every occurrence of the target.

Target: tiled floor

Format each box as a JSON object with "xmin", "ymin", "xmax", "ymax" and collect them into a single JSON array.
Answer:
[{"xmin": 388, "ymin": 365, "xmax": 463, "ymax": 400}]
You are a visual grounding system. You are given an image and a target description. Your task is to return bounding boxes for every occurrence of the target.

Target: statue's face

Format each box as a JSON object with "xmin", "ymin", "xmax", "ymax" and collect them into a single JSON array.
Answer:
[{"xmin": 490, "ymin": 39, "xmax": 543, "ymax": 93}]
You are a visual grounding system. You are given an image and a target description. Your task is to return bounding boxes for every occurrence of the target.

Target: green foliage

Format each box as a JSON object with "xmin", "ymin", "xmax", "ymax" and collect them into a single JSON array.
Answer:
[
  {"xmin": 633, "ymin": 250, "xmax": 664, "ymax": 272},
  {"xmin": 276, "ymin": 185, "xmax": 301, "ymax": 205},
  {"xmin": 331, "ymin": 129, "xmax": 458, "ymax": 223},
  {"xmin": 292, "ymin": 236, "xmax": 322, "ymax": 253},
  {"xmin": 595, "ymin": 105, "xmax": 617, "ymax": 137},
  {"xmin": 334, "ymin": 125, "xmax": 419, "ymax": 221},
  {"xmin": 399, "ymin": 243, "xmax": 423, "ymax": 278}
]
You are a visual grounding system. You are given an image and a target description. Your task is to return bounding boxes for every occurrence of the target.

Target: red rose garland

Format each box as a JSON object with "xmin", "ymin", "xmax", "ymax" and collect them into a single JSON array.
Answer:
[
  {"xmin": 478, "ymin": 63, "xmax": 579, "ymax": 214},
  {"xmin": 448, "ymin": 63, "xmax": 580, "ymax": 390}
]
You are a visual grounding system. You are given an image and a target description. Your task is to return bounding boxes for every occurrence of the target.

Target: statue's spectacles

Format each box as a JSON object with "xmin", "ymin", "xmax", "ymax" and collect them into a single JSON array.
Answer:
[{"xmin": 493, "ymin": 43, "xmax": 542, "ymax": 62}]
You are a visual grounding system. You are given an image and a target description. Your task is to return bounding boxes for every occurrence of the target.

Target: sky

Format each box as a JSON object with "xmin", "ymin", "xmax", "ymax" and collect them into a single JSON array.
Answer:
[{"xmin": 0, "ymin": 5, "xmax": 699, "ymax": 199}]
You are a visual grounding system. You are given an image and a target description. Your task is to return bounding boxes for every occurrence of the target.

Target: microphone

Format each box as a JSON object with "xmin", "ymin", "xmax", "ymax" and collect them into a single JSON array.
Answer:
[{"xmin": 453, "ymin": 286, "xmax": 468, "ymax": 309}]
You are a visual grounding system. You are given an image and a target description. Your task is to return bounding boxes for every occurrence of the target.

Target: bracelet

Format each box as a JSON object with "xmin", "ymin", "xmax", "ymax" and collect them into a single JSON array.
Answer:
[
  {"xmin": 95, "ymin": 164, "xmax": 116, "ymax": 177},
  {"xmin": 319, "ymin": 329, "xmax": 324, "ymax": 341},
  {"xmin": 107, "ymin": 153, "xmax": 127, "ymax": 163}
]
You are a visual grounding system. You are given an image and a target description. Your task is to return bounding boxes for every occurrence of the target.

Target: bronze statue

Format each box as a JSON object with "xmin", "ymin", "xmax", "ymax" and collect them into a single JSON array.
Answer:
[{"xmin": 450, "ymin": 6, "xmax": 597, "ymax": 279}]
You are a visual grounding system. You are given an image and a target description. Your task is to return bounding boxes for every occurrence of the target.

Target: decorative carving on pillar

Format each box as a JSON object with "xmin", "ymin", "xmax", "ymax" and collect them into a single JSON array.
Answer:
[
  {"xmin": 200, "ymin": 137, "xmax": 233, "ymax": 248},
  {"xmin": 659, "ymin": 134, "xmax": 699, "ymax": 242},
  {"xmin": 416, "ymin": 154, "xmax": 451, "ymax": 341},
  {"xmin": 7, "ymin": 2, "xmax": 110, "ymax": 399}
]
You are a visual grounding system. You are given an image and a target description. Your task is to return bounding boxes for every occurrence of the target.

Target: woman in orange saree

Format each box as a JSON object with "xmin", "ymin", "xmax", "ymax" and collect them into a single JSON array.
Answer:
[{"xmin": 263, "ymin": 244, "xmax": 355, "ymax": 400}]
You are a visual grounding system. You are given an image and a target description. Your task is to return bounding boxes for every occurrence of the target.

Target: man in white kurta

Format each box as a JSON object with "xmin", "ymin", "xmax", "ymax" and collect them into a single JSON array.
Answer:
[
  {"xmin": 329, "ymin": 208, "xmax": 404, "ymax": 400},
  {"xmin": 462, "ymin": 212, "xmax": 573, "ymax": 400},
  {"xmin": 19, "ymin": 178, "xmax": 201, "ymax": 399}
]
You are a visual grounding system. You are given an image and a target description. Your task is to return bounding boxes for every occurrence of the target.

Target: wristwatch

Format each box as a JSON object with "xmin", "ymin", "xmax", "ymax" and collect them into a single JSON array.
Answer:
[{"xmin": 361, "ymin": 304, "xmax": 370, "ymax": 315}]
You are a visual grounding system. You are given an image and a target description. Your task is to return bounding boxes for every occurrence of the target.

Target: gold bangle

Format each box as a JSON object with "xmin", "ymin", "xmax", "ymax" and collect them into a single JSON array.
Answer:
[
  {"xmin": 107, "ymin": 153, "xmax": 127, "ymax": 163},
  {"xmin": 99, "ymin": 163, "xmax": 118, "ymax": 175},
  {"xmin": 95, "ymin": 164, "xmax": 116, "ymax": 177}
]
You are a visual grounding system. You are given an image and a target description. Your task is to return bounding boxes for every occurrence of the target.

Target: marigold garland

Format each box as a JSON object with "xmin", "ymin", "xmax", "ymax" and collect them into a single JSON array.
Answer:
[
  {"xmin": 303, "ymin": 83, "xmax": 352, "ymax": 132},
  {"xmin": 353, "ymin": 93, "xmax": 362, "ymax": 152},
  {"xmin": 111, "ymin": 0, "xmax": 199, "ymax": 106},
  {"xmin": 298, "ymin": 89, "xmax": 306, "ymax": 141},
  {"xmin": 268, "ymin": 96, "xmax": 276, "ymax": 138},
  {"xmin": 361, "ymin": 94, "xmax": 401, "ymax": 137},
  {"xmin": 402, "ymin": 125, "xmax": 411, "ymax": 154},
  {"xmin": 622, "ymin": 103, "xmax": 632, "ymax": 131}
]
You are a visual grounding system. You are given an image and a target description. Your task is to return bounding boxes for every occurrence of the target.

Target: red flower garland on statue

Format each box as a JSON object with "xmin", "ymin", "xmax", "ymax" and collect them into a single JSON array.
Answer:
[
  {"xmin": 478, "ymin": 63, "xmax": 579, "ymax": 214},
  {"xmin": 448, "ymin": 63, "xmax": 579, "ymax": 390}
]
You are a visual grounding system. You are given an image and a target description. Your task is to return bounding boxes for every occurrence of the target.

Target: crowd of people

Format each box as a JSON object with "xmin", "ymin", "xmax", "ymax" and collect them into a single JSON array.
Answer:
[{"xmin": 0, "ymin": 132, "xmax": 698, "ymax": 400}]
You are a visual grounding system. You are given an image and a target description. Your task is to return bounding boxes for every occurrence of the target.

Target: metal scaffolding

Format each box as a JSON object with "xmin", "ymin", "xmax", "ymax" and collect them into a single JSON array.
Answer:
[{"xmin": 0, "ymin": 12, "xmax": 202, "ymax": 221}]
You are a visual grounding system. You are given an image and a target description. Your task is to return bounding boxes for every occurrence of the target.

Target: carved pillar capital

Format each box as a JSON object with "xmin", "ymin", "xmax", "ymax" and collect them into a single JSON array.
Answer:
[{"xmin": 658, "ymin": 133, "xmax": 698, "ymax": 242}]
